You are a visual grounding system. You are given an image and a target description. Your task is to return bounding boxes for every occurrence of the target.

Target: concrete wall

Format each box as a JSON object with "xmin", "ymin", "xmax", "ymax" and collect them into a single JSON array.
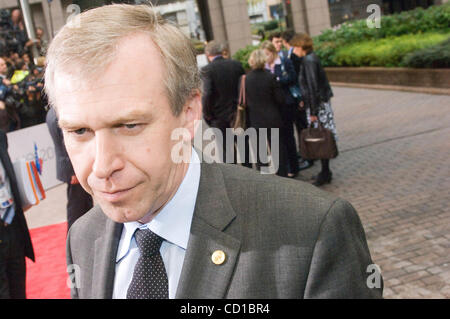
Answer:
[
  {"xmin": 207, "ymin": 0, "xmax": 252, "ymax": 55},
  {"xmin": 290, "ymin": 0, "xmax": 331, "ymax": 36}
]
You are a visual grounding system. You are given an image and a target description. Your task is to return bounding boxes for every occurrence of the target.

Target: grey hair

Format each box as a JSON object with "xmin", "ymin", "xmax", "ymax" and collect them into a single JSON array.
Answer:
[
  {"xmin": 44, "ymin": 3, "xmax": 201, "ymax": 116},
  {"xmin": 204, "ymin": 40, "xmax": 223, "ymax": 56}
]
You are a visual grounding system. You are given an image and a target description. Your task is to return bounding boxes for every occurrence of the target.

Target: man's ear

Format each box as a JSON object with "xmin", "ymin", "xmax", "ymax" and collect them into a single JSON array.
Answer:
[{"xmin": 182, "ymin": 89, "xmax": 202, "ymax": 142}]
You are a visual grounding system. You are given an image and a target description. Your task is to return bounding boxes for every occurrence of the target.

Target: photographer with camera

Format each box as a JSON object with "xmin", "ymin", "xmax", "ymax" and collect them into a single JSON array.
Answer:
[
  {"xmin": 25, "ymin": 27, "xmax": 47, "ymax": 57},
  {"xmin": 8, "ymin": 58, "xmax": 45, "ymax": 128}
]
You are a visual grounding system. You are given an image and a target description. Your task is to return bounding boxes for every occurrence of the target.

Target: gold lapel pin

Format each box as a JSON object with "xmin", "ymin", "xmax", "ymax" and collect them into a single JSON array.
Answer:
[{"xmin": 211, "ymin": 250, "xmax": 226, "ymax": 265}]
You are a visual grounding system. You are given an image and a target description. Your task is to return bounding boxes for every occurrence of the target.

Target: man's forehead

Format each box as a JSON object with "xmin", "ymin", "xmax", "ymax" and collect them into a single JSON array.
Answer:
[{"xmin": 54, "ymin": 36, "xmax": 165, "ymax": 95}]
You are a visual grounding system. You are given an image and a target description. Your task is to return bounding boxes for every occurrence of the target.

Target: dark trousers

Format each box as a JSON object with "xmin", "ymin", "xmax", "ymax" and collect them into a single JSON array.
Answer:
[
  {"xmin": 208, "ymin": 120, "xmax": 230, "ymax": 164},
  {"xmin": 280, "ymin": 107, "xmax": 299, "ymax": 175},
  {"xmin": 0, "ymin": 219, "xmax": 27, "ymax": 299},
  {"xmin": 67, "ymin": 183, "xmax": 93, "ymax": 232},
  {"xmin": 254, "ymin": 127, "xmax": 289, "ymax": 177}
]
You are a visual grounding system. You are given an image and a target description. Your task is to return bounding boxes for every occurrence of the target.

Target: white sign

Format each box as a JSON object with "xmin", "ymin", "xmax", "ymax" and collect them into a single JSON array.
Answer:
[
  {"xmin": 197, "ymin": 54, "xmax": 208, "ymax": 69},
  {"xmin": 7, "ymin": 124, "xmax": 61, "ymax": 190}
]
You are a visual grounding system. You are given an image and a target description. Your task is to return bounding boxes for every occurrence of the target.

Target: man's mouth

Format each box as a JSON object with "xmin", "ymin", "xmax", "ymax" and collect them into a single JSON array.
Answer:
[{"xmin": 96, "ymin": 186, "xmax": 137, "ymax": 203}]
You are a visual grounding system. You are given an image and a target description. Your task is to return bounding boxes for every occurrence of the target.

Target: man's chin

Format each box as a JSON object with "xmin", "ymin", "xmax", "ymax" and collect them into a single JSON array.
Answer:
[{"xmin": 97, "ymin": 201, "xmax": 146, "ymax": 224}]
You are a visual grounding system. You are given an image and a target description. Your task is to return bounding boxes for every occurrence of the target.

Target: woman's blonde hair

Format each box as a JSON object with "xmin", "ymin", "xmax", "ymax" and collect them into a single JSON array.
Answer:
[
  {"xmin": 248, "ymin": 49, "xmax": 267, "ymax": 70},
  {"xmin": 44, "ymin": 4, "xmax": 201, "ymax": 116},
  {"xmin": 259, "ymin": 40, "xmax": 277, "ymax": 55}
]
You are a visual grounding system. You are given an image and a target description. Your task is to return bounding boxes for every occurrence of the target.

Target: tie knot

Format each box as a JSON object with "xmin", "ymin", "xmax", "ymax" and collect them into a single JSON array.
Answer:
[{"xmin": 134, "ymin": 228, "xmax": 163, "ymax": 257}]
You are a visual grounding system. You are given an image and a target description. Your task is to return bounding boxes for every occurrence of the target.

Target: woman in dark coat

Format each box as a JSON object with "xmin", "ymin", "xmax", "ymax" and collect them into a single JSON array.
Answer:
[
  {"xmin": 245, "ymin": 49, "xmax": 289, "ymax": 177},
  {"xmin": 291, "ymin": 33, "xmax": 338, "ymax": 186},
  {"xmin": 260, "ymin": 41, "xmax": 299, "ymax": 178}
]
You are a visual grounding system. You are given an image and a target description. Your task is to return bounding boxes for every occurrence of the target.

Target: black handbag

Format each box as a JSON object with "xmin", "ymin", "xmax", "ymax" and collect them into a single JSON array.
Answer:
[{"xmin": 300, "ymin": 122, "xmax": 338, "ymax": 160}]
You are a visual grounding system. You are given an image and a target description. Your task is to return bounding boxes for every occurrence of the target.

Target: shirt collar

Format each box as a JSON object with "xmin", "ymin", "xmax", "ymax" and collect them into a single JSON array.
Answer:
[
  {"xmin": 116, "ymin": 148, "xmax": 201, "ymax": 262},
  {"xmin": 288, "ymin": 47, "xmax": 294, "ymax": 57}
]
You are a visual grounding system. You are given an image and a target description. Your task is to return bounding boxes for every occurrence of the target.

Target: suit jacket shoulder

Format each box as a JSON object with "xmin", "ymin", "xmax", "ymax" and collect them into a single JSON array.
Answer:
[
  {"xmin": 209, "ymin": 164, "xmax": 382, "ymax": 298},
  {"xmin": 67, "ymin": 163, "xmax": 382, "ymax": 299},
  {"xmin": 67, "ymin": 205, "xmax": 122, "ymax": 299}
]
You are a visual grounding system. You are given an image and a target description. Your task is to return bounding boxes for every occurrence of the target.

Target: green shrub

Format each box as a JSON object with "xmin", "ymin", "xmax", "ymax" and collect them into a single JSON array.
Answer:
[
  {"xmin": 262, "ymin": 20, "xmax": 279, "ymax": 31},
  {"xmin": 314, "ymin": 3, "xmax": 450, "ymax": 67},
  {"xmin": 251, "ymin": 20, "xmax": 280, "ymax": 35},
  {"xmin": 232, "ymin": 44, "xmax": 259, "ymax": 70},
  {"xmin": 315, "ymin": 3, "xmax": 450, "ymax": 46},
  {"xmin": 402, "ymin": 38, "xmax": 450, "ymax": 68},
  {"xmin": 191, "ymin": 39, "xmax": 205, "ymax": 55},
  {"xmin": 332, "ymin": 32, "xmax": 449, "ymax": 67}
]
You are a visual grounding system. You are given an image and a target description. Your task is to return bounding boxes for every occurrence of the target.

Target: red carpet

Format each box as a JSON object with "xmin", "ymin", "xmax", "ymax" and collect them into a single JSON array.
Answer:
[{"xmin": 26, "ymin": 222, "xmax": 71, "ymax": 299}]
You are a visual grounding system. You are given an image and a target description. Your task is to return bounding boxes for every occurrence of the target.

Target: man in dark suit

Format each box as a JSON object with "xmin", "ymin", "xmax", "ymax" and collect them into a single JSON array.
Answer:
[
  {"xmin": 46, "ymin": 107, "xmax": 93, "ymax": 231},
  {"xmin": 44, "ymin": 4, "xmax": 382, "ymax": 299},
  {"xmin": 201, "ymin": 40, "xmax": 245, "ymax": 163},
  {"xmin": 0, "ymin": 130, "xmax": 34, "ymax": 299},
  {"xmin": 281, "ymin": 30, "xmax": 313, "ymax": 171}
]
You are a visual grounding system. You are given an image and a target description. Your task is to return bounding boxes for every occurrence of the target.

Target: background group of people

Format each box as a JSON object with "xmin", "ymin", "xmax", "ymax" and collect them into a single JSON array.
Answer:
[
  {"xmin": 202, "ymin": 30, "xmax": 337, "ymax": 186},
  {"xmin": 0, "ymin": 8, "xmax": 48, "ymax": 133},
  {"xmin": 0, "ymin": 8, "xmax": 93, "ymax": 300}
]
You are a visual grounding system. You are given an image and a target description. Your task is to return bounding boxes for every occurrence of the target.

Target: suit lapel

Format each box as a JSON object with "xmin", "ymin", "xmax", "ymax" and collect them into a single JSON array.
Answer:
[
  {"xmin": 92, "ymin": 216, "xmax": 123, "ymax": 299},
  {"xmin": 176, "ymin": 163, "xmax": 241, "ymax": 299}
]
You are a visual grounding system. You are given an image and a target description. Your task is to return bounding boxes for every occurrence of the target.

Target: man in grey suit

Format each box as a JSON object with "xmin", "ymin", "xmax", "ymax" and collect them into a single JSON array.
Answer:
[{"xmin": 44, "ymin": 4, "xmax": 382, "ymax": 299}]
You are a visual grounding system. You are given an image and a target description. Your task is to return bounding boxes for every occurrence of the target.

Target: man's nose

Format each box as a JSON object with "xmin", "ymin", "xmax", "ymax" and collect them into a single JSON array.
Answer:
[{"xmin": 92, "ymin": 132, "xmax": 124, "ymax": 179}]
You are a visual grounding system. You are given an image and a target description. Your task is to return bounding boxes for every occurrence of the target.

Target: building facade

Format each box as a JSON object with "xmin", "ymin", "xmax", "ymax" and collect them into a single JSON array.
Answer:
[
  {"xmin": 0, "ymin": 0, "xmax": 447, "ymax": 55},
  {"xmin": 0, "ymin": 0, "xmax": 71, "ymax": 43},
  {"xmin": 328, "ymin": 0, "xmax": 445, "ymax": 27}
]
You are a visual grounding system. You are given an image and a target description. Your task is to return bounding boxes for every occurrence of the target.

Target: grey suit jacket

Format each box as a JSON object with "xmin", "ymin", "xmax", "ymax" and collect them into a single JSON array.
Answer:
[{"xmin": 66, "ymin": 162, "xmax": 382, "ymax": 299}]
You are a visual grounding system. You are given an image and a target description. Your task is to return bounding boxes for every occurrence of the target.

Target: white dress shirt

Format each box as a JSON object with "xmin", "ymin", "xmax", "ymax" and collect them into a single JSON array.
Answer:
[{"xmin": 112, "ymin": 149, "xmax": 201, "ymax": 299}]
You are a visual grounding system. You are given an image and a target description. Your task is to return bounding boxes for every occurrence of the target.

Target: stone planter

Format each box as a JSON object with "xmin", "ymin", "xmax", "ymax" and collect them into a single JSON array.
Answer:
[{"xmin": 325, "ymin": 67, "xmax": 450, "ymax": 95}]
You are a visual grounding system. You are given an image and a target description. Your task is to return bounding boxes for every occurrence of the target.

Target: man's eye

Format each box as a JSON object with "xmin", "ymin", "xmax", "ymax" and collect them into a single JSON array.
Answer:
[
  {"xmin": 73, "ymin": 128, "xmax": 87, "ymax": 135},
  {"xmin": 124, "ymin": 124, "xmax": 138, "ymax": 129}
]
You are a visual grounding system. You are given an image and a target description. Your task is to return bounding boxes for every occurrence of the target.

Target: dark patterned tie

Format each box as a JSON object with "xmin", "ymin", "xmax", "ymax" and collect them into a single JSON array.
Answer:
[{"xmin": 126, "ymin": 228, "xmax": 169, "ymax": 299}]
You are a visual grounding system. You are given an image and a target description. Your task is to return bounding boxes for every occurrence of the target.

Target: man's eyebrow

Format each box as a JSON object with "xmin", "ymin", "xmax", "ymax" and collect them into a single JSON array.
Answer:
[
  {"xmin": 109, "ymin": 110, "xmax": 153, "ymax": 125},
  {"xmin": 58, "ymin": 110, "xmax": 153, "ymax": 130},
  {"xmin": 58, "ymin": 119, "xmax": 76, "ymax": 130}
]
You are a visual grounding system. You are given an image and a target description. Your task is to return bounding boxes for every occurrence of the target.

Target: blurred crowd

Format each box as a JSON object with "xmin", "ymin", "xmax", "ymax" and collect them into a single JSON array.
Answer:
[
  {"xmin": 0, "ymin": 8, "xmax": 47, "ymax": 133},
  {"xmin": 202, "ymin": 30, "xmax": 337, "ymax": 186}
]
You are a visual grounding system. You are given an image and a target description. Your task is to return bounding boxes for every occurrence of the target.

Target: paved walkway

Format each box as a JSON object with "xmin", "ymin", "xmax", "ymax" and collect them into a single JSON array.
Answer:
[
  {"xmin": 25, "ymin": 87, "xmax": 450, "ymax": 298},
  {"xmin": 298, "ymin": 87, "xmax": 450, "ymax": 298}
]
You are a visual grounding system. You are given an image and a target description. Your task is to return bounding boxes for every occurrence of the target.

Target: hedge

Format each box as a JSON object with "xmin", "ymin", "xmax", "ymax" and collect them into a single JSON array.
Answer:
[
  {"xmin": 314, "ymin": 3, "xmax": 450, "ymax": 67},
  {"xmin": 333, "ymin": 32, "xmax": 450, "ymax": 67},
  {"xmin": 232, "ymin": 44, "xmax": 259, "ymax": 70},
  {"xmin": 315, "ymin": 4, "xmax": 450, "ymax": 47},
  {"xmin": 402, "ymin": 38, "xmax": 450, "ymax": 68}
]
